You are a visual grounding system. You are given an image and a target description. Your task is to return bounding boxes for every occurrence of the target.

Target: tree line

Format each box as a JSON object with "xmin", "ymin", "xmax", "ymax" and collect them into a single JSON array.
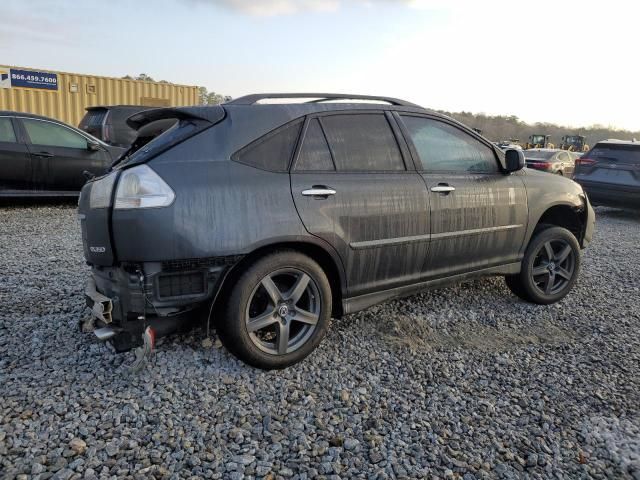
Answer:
[
  {"xmin": 440, "ymin": 110, "xmax": 640, "ymax": 146},
  {"xmin": 122, "ymin": 74, "xmax": 230, "ymax": 105}
]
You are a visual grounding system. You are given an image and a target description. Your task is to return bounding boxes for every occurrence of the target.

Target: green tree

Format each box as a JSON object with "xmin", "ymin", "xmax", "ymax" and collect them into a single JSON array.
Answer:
[{"xmin": 198, "ymin": 86, "xmax": 232, "ymax": 105}]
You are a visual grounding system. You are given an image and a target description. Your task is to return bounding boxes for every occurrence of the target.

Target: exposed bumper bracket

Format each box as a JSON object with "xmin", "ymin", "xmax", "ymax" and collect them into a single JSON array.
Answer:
[{"xmin": 85, "ymin": 278, "xmax": 113, "ymax": 324}]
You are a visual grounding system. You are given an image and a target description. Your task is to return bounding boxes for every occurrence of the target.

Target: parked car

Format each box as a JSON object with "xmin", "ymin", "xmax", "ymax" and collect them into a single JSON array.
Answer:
[
  {"xmin": 0, "ymin": 111, "xmax": 124, "ymax": 196},
  {"xmin": 574, "ymin": 139, "xmax": 640, "ymax": 209},
  {"xmin": 524, "ymin": 148, "xmax": 576, "ymax": 176},
  {"xmin": 79, "ymin": 93, "xmax": 595, "ymax": 369},
  {"xmin": 79, "ymin": 105, "xmax": 166, "ymax": 147}
]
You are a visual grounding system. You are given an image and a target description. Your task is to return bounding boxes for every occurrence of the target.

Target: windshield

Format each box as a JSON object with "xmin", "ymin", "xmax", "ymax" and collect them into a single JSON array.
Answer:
[{"xmin": 525, "ymin": 151, "xmax": 555, "ymax": 160}]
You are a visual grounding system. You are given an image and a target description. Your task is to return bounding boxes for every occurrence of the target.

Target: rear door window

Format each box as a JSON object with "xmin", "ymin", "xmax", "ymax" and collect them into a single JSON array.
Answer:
[
  {"xmin": 401, "ymin": 115, "xmax": 498, "ymax": 173},
  {"xmin": 0, "ymin": 118, "xmax": 16, "ymax": 143},
  {"xmin": 22, "ymin": 119, "xmax": 88, "ymax": 149},
  {"xmin": 234, "ymin": 120, "xmax": 303, "ymax": 172},
  {"xmin": 295, "ymin": 118, "xmax": 335, "ymax": 171},
  {"xmin": 320, "ymin": 114, "xmax": 405, "ymax": 171}
]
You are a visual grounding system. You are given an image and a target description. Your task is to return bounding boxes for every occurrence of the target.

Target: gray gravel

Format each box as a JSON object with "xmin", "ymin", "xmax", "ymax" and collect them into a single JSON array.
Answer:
[{"xmin": 1, "ymin": 203, "xmax": 639, "ymax": 480}]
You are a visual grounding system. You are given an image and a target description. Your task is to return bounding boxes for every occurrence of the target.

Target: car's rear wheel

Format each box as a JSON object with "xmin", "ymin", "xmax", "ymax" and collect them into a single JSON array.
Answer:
[
  {"xmin": 218, "ymin": 250, "xmax": 332, "ymax": 369},
  {"xmin": 505, "ymin": 226, "xmax": 581, "ymax": 304}
]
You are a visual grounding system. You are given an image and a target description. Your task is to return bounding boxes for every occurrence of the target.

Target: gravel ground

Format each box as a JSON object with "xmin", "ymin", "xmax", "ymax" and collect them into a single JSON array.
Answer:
[{"xmin": 0, "ymin": 203, "xmax": 639, "ymax": 480}]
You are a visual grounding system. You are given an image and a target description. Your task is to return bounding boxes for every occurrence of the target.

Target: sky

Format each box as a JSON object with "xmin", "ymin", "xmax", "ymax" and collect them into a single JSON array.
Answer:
[{"xmin": 1, "ymin": 0, "xmax": 639, "ymax": 131}]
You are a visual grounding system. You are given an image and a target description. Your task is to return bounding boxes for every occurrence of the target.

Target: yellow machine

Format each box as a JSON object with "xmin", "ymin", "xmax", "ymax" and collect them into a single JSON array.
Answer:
[
  {"xmin": 525, "ymin": 134, "xmax": 554, "ymax": 149},
  {"xmin": 560, "ymin": 135, "xmax": 589, "ymax": 152}
]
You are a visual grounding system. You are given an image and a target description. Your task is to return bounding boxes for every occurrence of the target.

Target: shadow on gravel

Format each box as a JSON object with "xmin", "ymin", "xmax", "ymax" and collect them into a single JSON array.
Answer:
[
  {"xmin": 593, "ymin": 206, "xmax": 640, "ymax": 221},
  {"xmin": 0, "ymin": 197, "xmax": 78, "ymax": 208}
]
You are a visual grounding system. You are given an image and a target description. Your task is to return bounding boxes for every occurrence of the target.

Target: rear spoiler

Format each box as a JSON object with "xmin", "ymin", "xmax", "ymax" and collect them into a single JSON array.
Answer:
[{"xmin": 126, "ymin": 105, "xmax": 226, "ymax": 130}]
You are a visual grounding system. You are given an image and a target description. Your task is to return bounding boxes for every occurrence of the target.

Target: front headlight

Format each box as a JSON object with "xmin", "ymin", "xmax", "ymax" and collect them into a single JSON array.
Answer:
[
  {"xmin": 114, "ymin": 165, "xmax": 175, "ymax": 210},
  {"xmin": 89, "ymin": 172, "xmax": 117, "ymax": 209}
]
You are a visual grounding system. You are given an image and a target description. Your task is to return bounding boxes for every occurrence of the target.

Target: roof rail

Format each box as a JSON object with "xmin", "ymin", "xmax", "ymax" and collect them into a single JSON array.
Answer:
[{"xmin": 225, "ymin": 93, "xmax": 421, "ymax": 107}]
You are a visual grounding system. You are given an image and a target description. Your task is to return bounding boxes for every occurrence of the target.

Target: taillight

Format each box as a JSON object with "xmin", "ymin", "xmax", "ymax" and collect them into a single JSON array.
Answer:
[
  {"xmin": 576, "ymin": 158, "xmax": 597, "ymax": 166},
  {"xmin": 103, "ymin": 125, "xmax": 113, "ymax": 143},
  {"xmin": 529, "ymin": 161, "xmax": 551, "ymax": 168}
]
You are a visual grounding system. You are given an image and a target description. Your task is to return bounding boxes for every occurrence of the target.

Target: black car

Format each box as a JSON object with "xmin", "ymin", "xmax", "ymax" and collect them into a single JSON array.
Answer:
[
  {"xmin": 79, "ymin": 105, "xmax": 162, "ymax": 147},
  {"xmin": 79, "ymin": 93, "xmax": 595, "ymax": 369},
  {"xmin": 524, "ymin": 149, "xmax": 577, "ymax": 176},
  {"xmin": 0, "ymin": 112, "xmax": 124, "ymax": 196},
  {"xmin": 574, "ymin": 139, "xmax": 640, "ymax": 209}
]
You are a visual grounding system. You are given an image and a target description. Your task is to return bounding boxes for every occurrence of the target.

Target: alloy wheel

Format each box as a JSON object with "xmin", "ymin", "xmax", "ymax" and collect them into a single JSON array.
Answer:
[
  {"xmin": 531, "ymin": 239, "xmax": 576, "ymax": 295},
  {"xmin": 245, "ymin": 268, "xmax": 321, "ymax": 355}
]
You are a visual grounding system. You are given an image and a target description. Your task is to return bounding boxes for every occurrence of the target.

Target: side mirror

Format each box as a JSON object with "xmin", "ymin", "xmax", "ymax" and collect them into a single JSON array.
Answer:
[
  {"xmin": 87, "ymin": 141, "xmax": 101, "ymax": 152},
  {"xmin": 504, "ymin": 148, "xmax": 525, "ymax": 172}
]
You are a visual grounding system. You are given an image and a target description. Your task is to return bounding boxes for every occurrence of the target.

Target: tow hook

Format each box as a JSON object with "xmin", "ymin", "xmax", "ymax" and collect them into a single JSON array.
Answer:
[{"xmin": 128, "ymin": 326, "xmax": 155, "ymax": 373}]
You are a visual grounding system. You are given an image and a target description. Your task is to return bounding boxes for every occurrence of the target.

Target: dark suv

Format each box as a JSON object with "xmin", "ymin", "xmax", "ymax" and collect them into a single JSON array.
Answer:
[
  {"xmin": 79, "ymin": 94, "xmax": 595, "ymax": 369},
  {"xmin": 79, "ymin": 105, "xmax": 161, "ymax": 147},
  {"xmin": 574, "ymin": 139, "xmax": 640, "ymax": 209}
]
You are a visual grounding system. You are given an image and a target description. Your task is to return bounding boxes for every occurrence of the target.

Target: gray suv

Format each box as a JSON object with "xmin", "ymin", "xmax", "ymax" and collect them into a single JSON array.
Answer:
[
  {"xmin": 78, "ymin": 94, "xmax": 595, "ymax": 369},
  {"xmin": 574, "ymin": 139, "xmax": 640, "ymax": 209}
]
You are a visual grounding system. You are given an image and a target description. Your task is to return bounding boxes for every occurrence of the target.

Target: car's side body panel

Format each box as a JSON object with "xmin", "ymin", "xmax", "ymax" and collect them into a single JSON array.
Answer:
[
  {"xmin": 0, "ymin": 116, "xmax": 32, "ymax": 190},
  {"xmin": 112, "ymin": 160, "xmax": 310, "ymax": 261},
  {"xmin": 420, "ymin": 172, "xmax": 528, "ymax": 276},
  {"xmin": 518, "ymin": 168, "xmax": 592, "ymax": 249}
]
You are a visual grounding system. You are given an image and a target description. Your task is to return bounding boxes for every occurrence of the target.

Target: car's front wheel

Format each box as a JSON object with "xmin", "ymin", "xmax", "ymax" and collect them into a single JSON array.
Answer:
[
  {"xmin": 218, "ymin": 250, "xmax": 332, "ymax": 369},
  {"xmin": 505, "ymin": 226, "xmax": 581, "ymax": 304}
]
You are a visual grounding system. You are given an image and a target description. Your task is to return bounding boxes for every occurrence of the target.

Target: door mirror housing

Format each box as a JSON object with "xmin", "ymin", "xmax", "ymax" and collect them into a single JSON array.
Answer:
[
  {"xmin": 504, "ymin": 148, "xmax": 525, "ymax": 172},
  {"xmin": 87, "ymin": 141, "xmax": 101, "ymax": 151}
]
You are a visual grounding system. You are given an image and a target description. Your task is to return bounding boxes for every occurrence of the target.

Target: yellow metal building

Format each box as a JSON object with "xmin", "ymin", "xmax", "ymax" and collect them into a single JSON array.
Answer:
[{"xmin": 0, "ymin": 65, "xmax": 199, "ymax": 127}]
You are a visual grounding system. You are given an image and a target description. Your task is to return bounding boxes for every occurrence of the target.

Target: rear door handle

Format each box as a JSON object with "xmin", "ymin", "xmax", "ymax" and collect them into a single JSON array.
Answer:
[
  {"xmin": 33, "ymin": 152, "xmax": 54, "ymax": 158},
  {"xmin": 430, "ymin": 184, "xmax": 455, "ymax": 193},
  {"xmin": 302, "ymin": 186, "xmax": 336, "ymax": 198}
]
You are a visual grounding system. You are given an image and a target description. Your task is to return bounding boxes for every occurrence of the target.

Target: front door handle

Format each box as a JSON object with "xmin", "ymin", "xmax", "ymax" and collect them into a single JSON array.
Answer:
[
  {"xmin": 430, "ymin": 184, "xmax": 455, "ymax": 194},
  {"xmin": 34, "ymin": 151, "xmax": 54, "ymax": 158},
  {"xmin": 302, "ymin": 186, "xmax": 336, "ymax": 198}
]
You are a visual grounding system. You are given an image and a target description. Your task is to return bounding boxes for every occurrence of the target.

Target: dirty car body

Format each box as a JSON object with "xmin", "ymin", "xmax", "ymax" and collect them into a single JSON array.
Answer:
[{"xmin": 78, "ymin": 94, "xmax": 595, "ymax": 369}]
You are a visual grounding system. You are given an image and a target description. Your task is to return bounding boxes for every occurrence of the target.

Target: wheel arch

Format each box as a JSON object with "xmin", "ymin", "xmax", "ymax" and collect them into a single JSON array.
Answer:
[
  {"xmin": 531, "ymin": 203, "xmax": 585, "ymax": 244},
  {"xmin": 215, "ymin": 239, "xmax": 346, "ymax": 318}
]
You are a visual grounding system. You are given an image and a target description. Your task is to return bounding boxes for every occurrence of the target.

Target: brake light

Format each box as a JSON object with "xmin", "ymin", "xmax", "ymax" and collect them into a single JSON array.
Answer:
[
  {"xmin": 576, "ymin": 157, "xmax": 597, "ymax": 166},
  {"xmin": 528, "ymin": 161, "xmax": 551, "ymax": 168}
]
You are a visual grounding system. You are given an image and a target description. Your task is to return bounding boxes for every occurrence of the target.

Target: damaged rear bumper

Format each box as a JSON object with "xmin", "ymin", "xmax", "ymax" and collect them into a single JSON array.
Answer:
[{"xmin": 83, "ymin": 257, "xmax": 240, "ymax": 351}]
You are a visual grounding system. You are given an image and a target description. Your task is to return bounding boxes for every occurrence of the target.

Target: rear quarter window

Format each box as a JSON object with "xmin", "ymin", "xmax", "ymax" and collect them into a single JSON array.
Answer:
[{"xmin": 233, "ymin": 120, "xmax": 303, "ymax": 172}]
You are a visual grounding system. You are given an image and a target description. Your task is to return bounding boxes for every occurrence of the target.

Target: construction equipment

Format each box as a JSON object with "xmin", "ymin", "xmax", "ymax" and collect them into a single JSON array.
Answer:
[
  {"xmin": 525, "ymin": 134, "xmax": 553, "ymax": 149},
  {"xmin": 561, "ymin": 135, "xmax": 589, "ymax": 152}
]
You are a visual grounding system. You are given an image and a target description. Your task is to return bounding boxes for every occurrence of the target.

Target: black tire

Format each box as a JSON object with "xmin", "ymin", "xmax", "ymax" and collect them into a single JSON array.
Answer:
[
  {"xmin": 505, "ymin": 226, "xmax": 581, "ymax": 304},
  {"xmin": 218, "ymin": 250, "xmax": 332, "ymax": 369}
]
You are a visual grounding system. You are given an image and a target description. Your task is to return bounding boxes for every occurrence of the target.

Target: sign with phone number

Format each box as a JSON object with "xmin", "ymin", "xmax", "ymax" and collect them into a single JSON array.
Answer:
[{"xmin": 2, "ymin": 68, "xmax": 58, "ymax": 90}]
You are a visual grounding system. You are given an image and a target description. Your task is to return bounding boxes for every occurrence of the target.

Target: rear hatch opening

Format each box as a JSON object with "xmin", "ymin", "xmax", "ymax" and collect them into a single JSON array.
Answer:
[{"xmin": 111, "ymin": 105, "xmax": 226, "ymax": 170}]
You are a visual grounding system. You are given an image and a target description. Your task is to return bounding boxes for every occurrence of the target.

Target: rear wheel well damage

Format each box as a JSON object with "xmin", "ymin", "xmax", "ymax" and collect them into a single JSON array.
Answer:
[
  {"xmin": 535, "ymin": 204, "xmax": 585, "ymax": 243},
  {"xmin": 213, "ymin": 242, "xmax": 345, "ymax": 320}
]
